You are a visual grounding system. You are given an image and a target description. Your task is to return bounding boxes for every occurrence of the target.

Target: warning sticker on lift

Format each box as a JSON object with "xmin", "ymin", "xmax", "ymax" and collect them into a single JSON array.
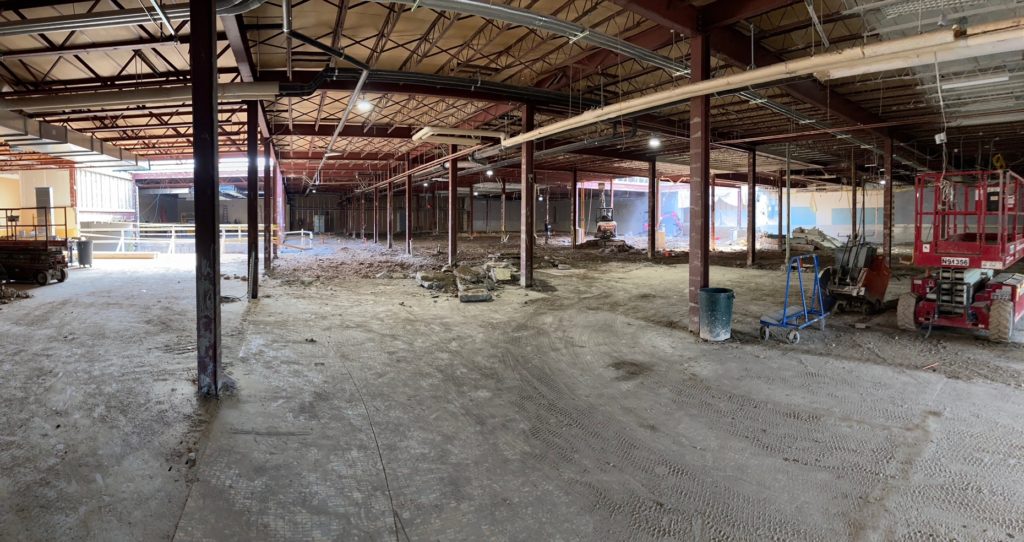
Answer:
[{"xmin": 941, "ymin": 257, "xmax": 970, "ymax": 267}]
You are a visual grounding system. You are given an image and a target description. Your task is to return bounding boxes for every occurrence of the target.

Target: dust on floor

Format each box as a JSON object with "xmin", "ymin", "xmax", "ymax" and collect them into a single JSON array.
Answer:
[{"xmin": 2, "ymin": 238, "xmax": 1023, "ymax": 541}]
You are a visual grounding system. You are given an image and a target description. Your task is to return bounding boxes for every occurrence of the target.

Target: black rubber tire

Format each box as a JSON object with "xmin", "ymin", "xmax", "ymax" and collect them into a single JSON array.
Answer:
[
  {"xmin": 759, "ymin": 326, "xmax": 770, "ymax": 341},
  {"xmin": 897, "ymin": 293, "xmax": 919, "ymax": 331},
  {"xmin": 787, "ymin": 330, "xmax": 800, "ymax": 344},
  {"xmin": 35, "ymin": 271, "xmax": 49, "ymax": 286},
  {"xmin": 989, "ymin": 300, "xmax": 1014, "ymax": 343},
  {"xmin": 57, "ymin": 267, "xmax": 68, "ymax": 283}
]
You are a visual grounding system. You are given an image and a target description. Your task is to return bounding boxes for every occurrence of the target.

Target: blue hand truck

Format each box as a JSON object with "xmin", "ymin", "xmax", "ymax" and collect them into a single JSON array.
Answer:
[{"xmin": 759, "ymin": 254, "xmax": 830, "ymax": 344}]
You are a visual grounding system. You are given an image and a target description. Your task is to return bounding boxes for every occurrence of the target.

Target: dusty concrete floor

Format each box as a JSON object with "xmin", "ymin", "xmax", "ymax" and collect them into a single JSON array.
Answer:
[{"xmin": 2, "ymin": 236, "xmax": 1023, "ymax": 541}]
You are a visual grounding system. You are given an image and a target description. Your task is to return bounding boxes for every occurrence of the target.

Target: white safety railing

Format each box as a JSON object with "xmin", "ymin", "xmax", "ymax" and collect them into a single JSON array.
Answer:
[
  {"xmin": 79, "ymin": 223, "xmax": 285, "ymax": 254},
  {"xmin": 281, "ymin": 230, "xmax": 314, "ymax": 249}
]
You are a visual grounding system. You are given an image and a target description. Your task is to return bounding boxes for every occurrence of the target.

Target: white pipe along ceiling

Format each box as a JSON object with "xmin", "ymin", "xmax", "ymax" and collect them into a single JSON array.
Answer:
[{"xmin": 501, "ymin": 17, "xmax": 1024, "ymax": 148}]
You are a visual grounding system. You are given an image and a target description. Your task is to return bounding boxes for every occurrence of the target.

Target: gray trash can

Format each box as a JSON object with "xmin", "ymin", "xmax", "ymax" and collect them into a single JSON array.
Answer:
[
  {"xmin": 699, "ymin": 287, "xmax": 735, "ymax": 341},
  {"xmin": 77, "ymin": 238, "xmax": 93, "ymax": 268}
]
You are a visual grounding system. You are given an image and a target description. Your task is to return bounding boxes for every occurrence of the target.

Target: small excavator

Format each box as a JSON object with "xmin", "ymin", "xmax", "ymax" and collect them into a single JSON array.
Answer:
[{"xmin": 594, "ymin": 186, "xmax": 617, "ymax": 240}]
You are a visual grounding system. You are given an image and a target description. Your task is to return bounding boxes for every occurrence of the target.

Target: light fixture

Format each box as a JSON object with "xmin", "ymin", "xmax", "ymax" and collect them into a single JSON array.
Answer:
[
  {"xmin": 473, "ymin": 191, "xmax": 479, "ymax": 196},
  {"xmin": 648, "ymin": 135, "xmax": 661, "ymax": 148},
  {"xmin": 485, "ymin": 169, "xmax": 494, "ymax": 177},
  {"xmin": 356, "ymin": 99, "xmax": 373, "ymax": 113},
  {"xmin": 941, "ymin": 74, "xmax": 1010, "ymax": 91},
  {"xmin": 879, "ymin": 180, "xmax": 887, "ymax": 185},
  {"xmin": 423, "ymin": 182, "xmax": 429, "ymax": 186},
  {"xmin": 538, "ymin": 195, "xmax": 544, "ymax": 201}
]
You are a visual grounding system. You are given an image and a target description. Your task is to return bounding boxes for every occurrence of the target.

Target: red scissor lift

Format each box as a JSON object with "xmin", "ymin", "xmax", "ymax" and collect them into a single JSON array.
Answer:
[{"xmin": 898, "ymin": 170, "xmax": 1024, "ymax": 341}]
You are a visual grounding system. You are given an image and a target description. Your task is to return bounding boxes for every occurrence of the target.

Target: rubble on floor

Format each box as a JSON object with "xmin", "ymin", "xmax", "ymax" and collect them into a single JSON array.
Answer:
[
  {"xmin": 759, "ymin": 228, "xmax": 841, "ymax": 252},
  {"xmin": 0, "ymin": 284, "xmax": 30, "ymax": 305},
  {"xmin": 576, "ymin": 238, "xmax": 641, "ymax": 255}
]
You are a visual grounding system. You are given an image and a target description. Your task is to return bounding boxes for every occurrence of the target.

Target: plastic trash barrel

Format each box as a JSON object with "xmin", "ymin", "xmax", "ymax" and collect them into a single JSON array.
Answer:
[
  {"xmin": 699, "ymin": 287, "xmax": 735, "ymax": 341},
  {"xmin": 78, "ymin": 238, "xmax": 93, "ymax": 268}
]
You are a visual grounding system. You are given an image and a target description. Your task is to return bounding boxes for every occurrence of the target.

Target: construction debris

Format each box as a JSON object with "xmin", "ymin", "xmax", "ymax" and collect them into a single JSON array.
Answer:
[{"xmin": 0, "ymin": 285, "xmax": 31, "ymax": 305}]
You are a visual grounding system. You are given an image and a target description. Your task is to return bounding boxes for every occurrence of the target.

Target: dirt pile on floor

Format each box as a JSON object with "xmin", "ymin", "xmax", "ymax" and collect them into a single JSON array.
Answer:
[{"xmin": 274, "ymin": 240, "xmax": 444, "ymax": 284}]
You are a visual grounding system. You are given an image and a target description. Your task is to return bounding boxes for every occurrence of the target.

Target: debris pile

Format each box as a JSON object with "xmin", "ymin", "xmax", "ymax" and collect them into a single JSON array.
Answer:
[
  {"xmin": 577, "ymin": 238, "xmax": 640, "ymax": 255},
  {"xmin": 0, "ymin": 285, "xmax": 31, "ymax": 305},
  {"xmin": 759, "ymin": 228, "xmax": 840, "ymax": 252},
  {"xmin": 415, "ymin": 255, "xmax": 521, "ymax": 302}
]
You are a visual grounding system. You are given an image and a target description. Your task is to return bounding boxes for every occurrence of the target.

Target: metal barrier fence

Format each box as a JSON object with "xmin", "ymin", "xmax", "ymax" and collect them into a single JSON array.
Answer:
[{"xmin": 79, "ymin": 223, "xmax": 294, "ymax": 254}]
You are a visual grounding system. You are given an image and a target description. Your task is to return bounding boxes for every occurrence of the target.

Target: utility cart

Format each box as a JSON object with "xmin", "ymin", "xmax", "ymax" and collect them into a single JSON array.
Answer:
[
  {"xmin": 897, "ymin": 170, "xmax": 1024, "ymax": 342},
  {"xmin": 759, "ymin": 254, "xmax": 830, "ymax": 344},
  {"xmin": 0, "ymin": 207, "xmax": 71, "ymax": 286}
]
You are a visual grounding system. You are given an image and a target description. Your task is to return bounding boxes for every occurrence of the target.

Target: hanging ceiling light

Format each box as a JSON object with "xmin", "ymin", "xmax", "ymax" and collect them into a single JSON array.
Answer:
[
  {"xmin": 486, "ymin": 169, "xmax": 494, "ymax": 177},
  {"xmin": 648, "ymin": 135, "xmax": 661, "ymax": 148},
  {"xmin": 356, "ymin": 99, "xmax": 373, "ymax": 113}
]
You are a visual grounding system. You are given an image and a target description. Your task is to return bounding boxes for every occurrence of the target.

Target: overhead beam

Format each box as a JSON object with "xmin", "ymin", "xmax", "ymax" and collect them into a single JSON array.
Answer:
[
  {"xmin": 272, "ymin": 124, "xmax": 413, "ymax": 138},
  {"xmin": 0, "ymin": 33, "xmax": 227, "ymax": 60},
  {"xmin": 702, "ymin": 0, "xmax": 800, "ymax": 30},
  {"xmin": 611, "ymin": 0, "xmax": 893, "ymax": 138}
]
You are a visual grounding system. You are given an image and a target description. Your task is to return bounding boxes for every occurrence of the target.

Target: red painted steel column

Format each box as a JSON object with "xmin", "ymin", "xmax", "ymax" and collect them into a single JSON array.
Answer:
[
  {"xmin": 747, "ymin": 150, "xmax": 757, "ymax": 266},
  {"xmin": 263, "ymin": 140, "xmax": 272, "ymax": 271},
  {"xmin": 648, "ymin": 159, "xmax": 658, "ymax": 258},
  {"xmin": 570, "ymin": 168, "xmax": 579, "ymax": 249},
  {"xmin": 688, "ymin": 33, "xmax": 711, "ymax": 334},
  {"xmin": 246, "ymin": 101, "xmax": 259, "ymax": 299},
  {"xmin": 883, "ymin": 137, "xmax": 894, "ymax": 264},
  {"xmin": 191, "ymin": 0, "xmax": 222, "ymax": 396},
  {"xmin": 448, "ymin": 145, "xmax": 458, "ymax": 265},
  {"xmin": 521, "ymin": 104, "xmax": 536, "ymax": 287}
]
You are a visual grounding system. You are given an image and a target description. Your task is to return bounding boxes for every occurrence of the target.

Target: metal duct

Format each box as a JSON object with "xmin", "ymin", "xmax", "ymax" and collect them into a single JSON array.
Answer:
[
  {"xmin": 0, "ymin": 0, "xmax": 266, "ymax": 37},
  {"xmin": 0, "ymin": 82, "xmax": 280, "ymax": 112},
  {"xmin": 0, "ymin": 110, "xmax": 150, "ymax": 170},
  {"xmin": 501, "ymin": 19, "xmax": 1024, "ymax": 147},
  {"xmin": 365, "ymin": 0, "xmax": 922, "ymax": 169}
]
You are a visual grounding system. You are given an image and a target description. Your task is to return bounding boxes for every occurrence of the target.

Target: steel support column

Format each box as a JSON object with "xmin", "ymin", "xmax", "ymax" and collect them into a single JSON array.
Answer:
[
  {"xmin": 263, "ymin": 139, "xmax": 272, "ymax": 271},
  {"xmin": 850, "ymin": 148, "xmax": 858, "ymax": 240},
  {"xmin": 246, "ymin": 100, "xmax": 259, "ymax": 299},
  {"xmin": 747, "ymin": 150, "xmax": 757, "ymax": 266},
  {"xmin": 777, "ymin": 172, "xmax": 783, "ymax": 240},
  {"xmin": 373, "ymin": 188, "xmax": 379, "ymax": 243},
  {"xmin": 468, "ymin": 187, "xmax": 475, "ymax": 237},
  {"xmin": 570, "ymin": 168, "xmax": 578, "ymax": 249},
  {"xmin": 448, "ymin": 145, "xmax": 458, "ymax": 266},
  {"xmin": 387, "ymin": 180, "xmax": 394, "ymax": 249},
  {"xmin": 648, "ymin": 159, "xmax": 657, "ymax": 258},
  {"xmin": 405, "ymin": 159, "xmax": 413, "ymax": 255},
  {"xmin": 687, "ymin": 33, "xmax": 711, "ymax": 334},
  {"xmin": 521, "ymin": 104, "xmax": 536, "ymax": 288},
  {"xmin": 500, "ymin": 179, "xmax": 507, "ymax": 237},
  {"xmin": 191, "ymin": 0, "xmax": 221, "ymax": 396},
  {"xmin": 883, "ymin": 137, "xmax": 893, "ymax": 264},
  {"xmin": 360, "ymin": 193, "xmax": 366, "ymax": 239}
]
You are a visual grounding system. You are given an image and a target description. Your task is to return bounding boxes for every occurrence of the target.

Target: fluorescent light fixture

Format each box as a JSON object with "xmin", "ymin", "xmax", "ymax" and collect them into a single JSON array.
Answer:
[
  {"xmin": 356, "ymin": 99, "xmax": 374, "ymax": 113},
  {"xmin": 941, "ymin": 74, "xmax": 1010, "ymax": 90},
  {"xmin": 648, "ymin": 136, "xmax": 661, "ymax": 148}
]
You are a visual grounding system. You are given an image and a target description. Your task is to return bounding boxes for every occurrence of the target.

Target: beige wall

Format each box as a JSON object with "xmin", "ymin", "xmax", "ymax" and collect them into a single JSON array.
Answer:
[
  {"xmin": 0, "ymin": 175, "xmax": 19, "ymax": 209},
  {"xmin": 0, "ymin": 169, "xmax": 78, "ymax": 238}
]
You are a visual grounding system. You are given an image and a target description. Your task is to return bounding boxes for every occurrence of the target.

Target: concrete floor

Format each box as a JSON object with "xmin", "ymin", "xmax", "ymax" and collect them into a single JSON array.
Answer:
[{"xmin": 2, "ymin": 239, "xmax": 1023, "ymax": 541}]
